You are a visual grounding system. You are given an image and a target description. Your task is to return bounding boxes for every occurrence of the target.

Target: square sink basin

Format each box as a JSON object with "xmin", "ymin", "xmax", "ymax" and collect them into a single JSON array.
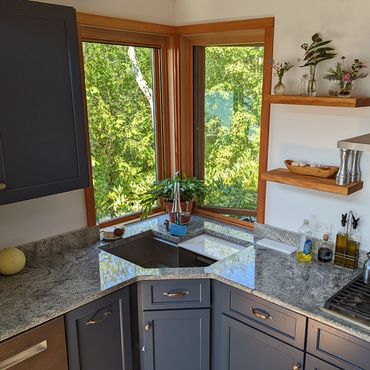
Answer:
[{"xmin": 100, "ymin": 233, "xmax": 217, "ymax": 268}]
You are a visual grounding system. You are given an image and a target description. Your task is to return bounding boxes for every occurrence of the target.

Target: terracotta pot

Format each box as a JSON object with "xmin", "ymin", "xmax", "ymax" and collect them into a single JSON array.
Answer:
[{"xmin": 165, "ymin": 200, "xmax": 193, "ymax": 224}]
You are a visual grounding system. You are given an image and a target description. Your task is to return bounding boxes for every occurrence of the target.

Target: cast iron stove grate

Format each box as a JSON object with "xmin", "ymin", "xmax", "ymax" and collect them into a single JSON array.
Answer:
[{"xmin": 324, "ymin": 274, "xmax": 370, "ymax": 327}]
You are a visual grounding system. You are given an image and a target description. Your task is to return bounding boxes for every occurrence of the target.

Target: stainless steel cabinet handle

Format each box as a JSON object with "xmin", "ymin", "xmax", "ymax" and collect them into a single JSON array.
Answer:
[
  {"xmin": 145, "ymin": 322, "xmax": 152, "ymax": 331},
  {"xmin": 0, "ymin": 340, "xmax": 47, "ymax": 370},
  {"xmin": 250, "ymin": 307, "xmax": 272, "ymax": 320},
  {"xmin": 86, "ymin": 309, "xmax": 112, "ymax": 326},
  {"xmin": 162, "ymin": 290, "xmax": 190, "ymax": 298},
  {"xmin": 293, "ymin": 364, "xmax": 301, "ymax": 370},
  {"xmin": 0, "ymin": 183, "xmax": 6, "ymax": 191}
]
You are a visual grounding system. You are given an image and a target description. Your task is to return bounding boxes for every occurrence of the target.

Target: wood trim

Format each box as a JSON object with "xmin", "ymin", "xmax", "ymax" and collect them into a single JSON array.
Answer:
[
  {"xmin": 99, "ymin": 207, "xmax": 164, "ymax": 228},
  {"xmin": 256, "ymin": 24, "xmax": 274, "ymax": 224},
  {"xmin": 176, "ymin": 17, "xmax": 274, "ymax": 35},
  {"xmin": 201, "ymin": 206, "xmax": 257, "ymax": 217},
  {"xmin": 184, "ymin": 29, "xmax": 265, "ymax": 46},
  {"xmin": 193, "ymin": 208, "xmax": 254, "ymax": 230},
  {"xmin": 79, "ymin": 16, "xmax": 175, "ymax": 226},
  {"xmin": 265, "ymin": 94, "xmax": 370, "ymax": 108},
  {"xmin": 179, "ymin": 17, "xmax": 274, "ymax": 227},
  {"xmin": 77, "ymin": 12, "xmax": 176, "ymax": 35}
]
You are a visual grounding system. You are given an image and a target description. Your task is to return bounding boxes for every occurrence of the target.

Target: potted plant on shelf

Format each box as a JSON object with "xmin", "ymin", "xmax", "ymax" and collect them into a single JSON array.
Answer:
[
  {"xmin": 300, "ymin": 33, "xmax": 336, "ymax": 96},
  {"xmin": 324, "ymin": 57, "xmax": 368, "ymax": 98},
  {"xmin": 272, "ymin": 60, "xmax": 294, "ymax": 95},
  {"xmin": 139, "ymin": 174, "xmax": 206, "ymax": 224}
]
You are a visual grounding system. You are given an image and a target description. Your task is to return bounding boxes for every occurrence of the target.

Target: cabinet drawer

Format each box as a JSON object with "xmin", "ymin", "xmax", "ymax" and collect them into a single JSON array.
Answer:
[
  {"xmin": 307, "ymin": 319, "xmax": 370, "ymax": 370},
  {"xmin": 306, "ymin": 354, "xmax": 342, "ymax": 370},
  {"xmin": 0, "ymin": 317, "xmax": 68, "ymax": 370},
  {"xmin": 220, "ymin": 314, "xmax": 304, "ymax": 370},
  {"xmin": 139, "ymin": 279, "xmax": 210, "ymax": 310},
  {"xmin": 213, "ymin": 281, "xmax": 306, "ymax": 349}
]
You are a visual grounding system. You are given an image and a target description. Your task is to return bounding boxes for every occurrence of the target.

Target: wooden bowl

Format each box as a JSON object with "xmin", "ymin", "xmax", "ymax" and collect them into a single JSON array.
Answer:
[{"xmin": 284, "ymin": 160, "xmax": 339, "ymax": 178}]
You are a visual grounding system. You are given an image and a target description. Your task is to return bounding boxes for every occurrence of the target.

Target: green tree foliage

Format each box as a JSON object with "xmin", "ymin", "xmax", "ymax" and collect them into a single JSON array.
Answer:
[
  {"xmin": 204, "ymin": 46, "xmax": 264, "ymax": 211},
  {"xmin": 83, "ymin": 42, "xmax": 156, "ymax": 222}
]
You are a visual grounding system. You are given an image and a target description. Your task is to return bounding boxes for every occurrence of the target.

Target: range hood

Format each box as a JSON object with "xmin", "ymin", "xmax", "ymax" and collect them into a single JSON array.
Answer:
[{"xmin": 337, "ymin": 133, "xmax": 370, "ymax": 152}]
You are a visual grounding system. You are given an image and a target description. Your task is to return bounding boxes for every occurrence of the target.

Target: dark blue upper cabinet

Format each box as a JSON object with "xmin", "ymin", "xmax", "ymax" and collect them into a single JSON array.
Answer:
[{"xmin": 0, "ymin": 0, "xmax": 89, "ymax": 205}]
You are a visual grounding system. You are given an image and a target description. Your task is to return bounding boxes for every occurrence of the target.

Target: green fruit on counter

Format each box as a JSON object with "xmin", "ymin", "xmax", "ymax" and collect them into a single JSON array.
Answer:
[{"xmin": 0, "ymin": 247, "xmax": 26, "ymax": 275}]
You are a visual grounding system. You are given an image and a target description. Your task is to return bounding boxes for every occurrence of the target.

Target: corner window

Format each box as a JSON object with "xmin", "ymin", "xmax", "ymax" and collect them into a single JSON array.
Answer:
[
  {"xmin": 194, "ymin": 45, "xmax": 264, "ymax": 223},
  {"xmin": 83, "ymin": 42, "xmax": 161, "ymax": 223}
]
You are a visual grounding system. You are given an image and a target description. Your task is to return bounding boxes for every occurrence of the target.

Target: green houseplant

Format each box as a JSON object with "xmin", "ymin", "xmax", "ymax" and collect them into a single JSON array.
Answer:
[
  {"xmin": 139, "ymin": 174, "xmax": 206, "ymax": 223},
  {"xmin": 300, "ymin": 33, "xmax": 336, "ymax": 96}
]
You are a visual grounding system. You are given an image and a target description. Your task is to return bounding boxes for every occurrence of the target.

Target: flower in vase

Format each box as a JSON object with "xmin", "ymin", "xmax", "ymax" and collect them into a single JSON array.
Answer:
[{"xmin": 325, "ymin": 56, "xmax": 368, "ymax": 97}]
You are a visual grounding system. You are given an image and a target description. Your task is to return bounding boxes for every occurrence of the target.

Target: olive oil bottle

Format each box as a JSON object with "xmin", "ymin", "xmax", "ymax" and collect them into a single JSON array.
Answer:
[{"xmin": 335, "ymin": 213, "xmax": 348, "ymax": 255}]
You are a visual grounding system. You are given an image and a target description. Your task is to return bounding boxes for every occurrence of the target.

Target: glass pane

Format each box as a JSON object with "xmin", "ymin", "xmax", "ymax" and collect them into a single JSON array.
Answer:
[
  {"xmin": 203, "ymin": 46, "xmax": 264, "ymax": 219},
  {"xmin": 83, "ymin": 42, "xmax": 157, "ymax": 222}
]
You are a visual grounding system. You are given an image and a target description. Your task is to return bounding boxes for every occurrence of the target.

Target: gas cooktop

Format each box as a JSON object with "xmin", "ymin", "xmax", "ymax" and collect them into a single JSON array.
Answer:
[{"xmin": 325, "ymin": 274, "xmax": 370, "ymax": 327}]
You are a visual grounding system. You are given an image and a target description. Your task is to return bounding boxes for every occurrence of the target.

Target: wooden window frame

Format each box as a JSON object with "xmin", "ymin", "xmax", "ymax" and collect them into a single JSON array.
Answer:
[
  {"xmin": 77, "ymin": 13, "xmax": 176, "ymax": 227},
  {"xmin": 175, "ymin": 18, "xmax": 274, "ymax": 229}
]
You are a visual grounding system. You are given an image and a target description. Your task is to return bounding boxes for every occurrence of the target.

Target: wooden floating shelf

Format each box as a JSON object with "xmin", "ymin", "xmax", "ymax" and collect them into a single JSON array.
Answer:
[
  {"xmin": 265, "ymin": 95, "xmax": 370, "ymax": 108},
  {"xmin": 261, "ymin": 169, "xmax": 363, "ymax": 196}
]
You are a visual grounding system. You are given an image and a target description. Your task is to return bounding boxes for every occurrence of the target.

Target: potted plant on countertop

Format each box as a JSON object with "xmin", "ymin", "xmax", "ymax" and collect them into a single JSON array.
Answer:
[
  {"xmin": 139, "ymin": 174, "xmax": 206, "ymax": 224},
  {"xmin": 324, "ymin": 57, "xmax": 368, "ymax": 97}
]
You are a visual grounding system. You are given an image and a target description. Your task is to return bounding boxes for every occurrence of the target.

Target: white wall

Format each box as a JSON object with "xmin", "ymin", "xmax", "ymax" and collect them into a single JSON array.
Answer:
[
  {"xmin": 174, "ymin": 0, "xmax": 370, "ymax": 250},
  {"xmin": 39, "ymin": 0, "xmax": 175, "ymax": 24},
  {"xmin": 0, "ymin": 0, "xmax": 175, "ymax": 249}
]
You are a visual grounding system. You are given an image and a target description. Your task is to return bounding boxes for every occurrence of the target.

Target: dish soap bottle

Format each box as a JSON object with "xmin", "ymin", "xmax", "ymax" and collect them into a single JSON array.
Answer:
[
  {"xmin": 296, "ymin": 219, "xmax": 313, "ymax": 263},
  {"xmin": 318, "ymin": 234, "xmax": 334, "ymax": 263}
]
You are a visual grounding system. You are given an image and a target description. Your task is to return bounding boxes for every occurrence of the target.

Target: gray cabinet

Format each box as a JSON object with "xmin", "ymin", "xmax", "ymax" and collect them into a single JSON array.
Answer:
[
  {"xmin": 138, "ymin": 279, "xmax": 210, "ymax": 370},
  {"xmin": 307, "ymin": 319, "xmax": 370, "ymax": 370},
  {"xmin": 305, "ymin": 354, "xmax": 342, "ymax": 370},
  {"xmin": 138, "ymin": 279, "xmax": 210, "ymax": 310},
  {"xmin": 0, "ymin": 0, "xmax": 89, "ymax": 205},
  {"xmin": 220, "ymin": 314, "xmax": 304, "ymax": 370},
  {"xmin": 140, "ymin": 309, "xmax": 210, "ymax": 370},
  {"xmin": 65, "ymin": 288, "xmax": 132, "ymax": 370}
]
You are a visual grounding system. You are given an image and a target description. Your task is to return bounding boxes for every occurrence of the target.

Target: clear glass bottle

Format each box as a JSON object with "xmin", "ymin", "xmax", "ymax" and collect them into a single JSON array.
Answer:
[
  {"xmin": 298, "ymin": 74, "xmax": 309, "ymax": 96},
  {"xmin": 296, "ymin": 219, "xmax": 313, "ymax": 263},
  {"xmin": 318, "ymin": 234, "xmax": 334, "ymax": 263}
]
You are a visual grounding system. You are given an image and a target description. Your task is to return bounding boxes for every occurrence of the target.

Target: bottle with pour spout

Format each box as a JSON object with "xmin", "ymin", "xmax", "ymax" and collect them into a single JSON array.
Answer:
[{"xmin": 296, "ymin": 219, "xmax": 313, "ymax": 263}]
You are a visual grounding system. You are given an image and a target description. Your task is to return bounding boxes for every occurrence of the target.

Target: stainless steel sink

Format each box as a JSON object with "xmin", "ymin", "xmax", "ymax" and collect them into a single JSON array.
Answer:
[{"xmin": 100, "ymin": 233, "xmax": 216, "ymax": 268}]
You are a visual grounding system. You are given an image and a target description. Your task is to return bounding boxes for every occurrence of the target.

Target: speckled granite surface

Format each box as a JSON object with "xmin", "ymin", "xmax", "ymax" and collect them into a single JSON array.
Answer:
[{"xmin": 0, "ymin": 216, "xmax": 368, "ymax": 344}]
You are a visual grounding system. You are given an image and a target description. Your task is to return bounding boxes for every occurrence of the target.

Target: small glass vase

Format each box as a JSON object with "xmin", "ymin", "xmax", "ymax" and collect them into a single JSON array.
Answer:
[
  {"xmin": 307, "ymin": 65, "xmax": 317, "ymax": 96},
  {"xmin": 273, "ymin": 79, "xmax": 286, "ymax": 95},
  {"xmin": 338, "ymin": 81, "xmax": 354, "ymax": 98}
]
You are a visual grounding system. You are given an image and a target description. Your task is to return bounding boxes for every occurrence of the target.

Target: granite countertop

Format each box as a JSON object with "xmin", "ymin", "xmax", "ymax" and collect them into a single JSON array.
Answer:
[{"xmin": 0, "ymin": 215, "xmax": 368, "ymax": 343}]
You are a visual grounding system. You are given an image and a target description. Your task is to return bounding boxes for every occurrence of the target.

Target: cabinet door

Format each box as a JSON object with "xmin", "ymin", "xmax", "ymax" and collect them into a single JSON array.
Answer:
[
  {"xmin": 305, "ymin": 354, "xmax": 342, "ymax": 370},
  {"xmin": 0, "ymin": 317, "xmax": 68, "ymax": 370},
  {"xmin": 220, "ymin": 314, "xmax": 304, "ymax": 370},
  {"xmin": 65, "ymin": 288, "xmax": 132, "ymax": 370},
  {"xmin": 0, "ymin": 0, "xmax": 89, "ymax": 205},
  {"xmin": 141, "ymin": 309, "xmax": 210, "ymax": 370}
]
